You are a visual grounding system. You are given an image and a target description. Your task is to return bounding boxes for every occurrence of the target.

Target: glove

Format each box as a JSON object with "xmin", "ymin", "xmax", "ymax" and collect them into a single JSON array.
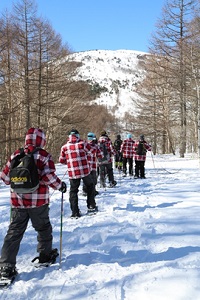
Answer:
[{"xmin": 59, "ymin": 181, "xmax": 67, "ymax": 193}]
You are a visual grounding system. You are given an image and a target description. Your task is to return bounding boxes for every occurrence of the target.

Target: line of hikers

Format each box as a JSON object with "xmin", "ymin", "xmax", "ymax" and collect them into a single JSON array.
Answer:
[
  {"xmin": 0, "ymin": 127, "xmax": 151, "ymax": 278},
  {"xmin": 0, "ymin": 127, "xmax": 117, "ymax": 278},
  {"xmin": 114, "ymin": 133, "xmax": 152, "ymax": 179},
  {"xmin": 59, "ymin": 129, "xmax": 118, "ymax": 218}
]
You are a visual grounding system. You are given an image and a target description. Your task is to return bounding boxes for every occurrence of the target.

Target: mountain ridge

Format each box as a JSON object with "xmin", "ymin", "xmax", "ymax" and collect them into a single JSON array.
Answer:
[{"xmin": 70, "ymin": 49, "xmax": 148, "ymax": 118}]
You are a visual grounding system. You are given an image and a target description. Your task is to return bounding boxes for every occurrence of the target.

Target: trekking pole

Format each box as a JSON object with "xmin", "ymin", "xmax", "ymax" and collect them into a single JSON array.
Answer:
[
  {"xmin": 49, "ymin": 170, "xmax": 68, "ymax": 199},
  {"xmin": 10, "ymin": 206, "xmax": 12, "ymax": 223},
  {"xmin": 59, "ymin": 191, "xmax": 64, "ymax": 269},
  {"xmin": 118, "ymin": 167, "xmax": 121, "ymax": 186},
  {"xmin": 151, "ymin": 151, "xmax": 156, "ymax": 169}
]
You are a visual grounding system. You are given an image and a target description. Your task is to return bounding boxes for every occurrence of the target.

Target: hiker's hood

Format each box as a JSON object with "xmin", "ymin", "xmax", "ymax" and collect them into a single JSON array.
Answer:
[
  {"xmin": 68, "ymin": 134, "xmax": 80, "ymax": 143},
  {"xmin": 25, "ymin": 127, "xmax": 46, "ymax": 149},
  {"xmin": 99, "ymin": 136, "xmax": 108, "ymax": 143}
]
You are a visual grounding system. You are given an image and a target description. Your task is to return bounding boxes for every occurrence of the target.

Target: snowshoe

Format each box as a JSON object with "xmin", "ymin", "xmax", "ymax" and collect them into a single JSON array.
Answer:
[{"xmin": 0, "ymin": 266, "xmax": 18, "ymax": 288}]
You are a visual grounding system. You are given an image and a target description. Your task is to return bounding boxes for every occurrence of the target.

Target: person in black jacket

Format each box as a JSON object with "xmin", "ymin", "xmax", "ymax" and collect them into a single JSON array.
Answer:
[{"xmin": 114, "ymin": 134, "xmax": 123, "ymax": 170}]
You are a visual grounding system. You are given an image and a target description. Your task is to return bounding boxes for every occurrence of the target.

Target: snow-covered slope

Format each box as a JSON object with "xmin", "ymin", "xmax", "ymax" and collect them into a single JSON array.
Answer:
[{"xmin": 70, "ymin": 50, "xmax": 147, "ymax": 117}]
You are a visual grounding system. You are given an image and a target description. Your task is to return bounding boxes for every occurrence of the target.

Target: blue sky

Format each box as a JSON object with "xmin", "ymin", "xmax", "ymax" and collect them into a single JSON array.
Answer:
[{"xmin": 0, "ymin": 0, "xmax": 166, "ymax": 53}]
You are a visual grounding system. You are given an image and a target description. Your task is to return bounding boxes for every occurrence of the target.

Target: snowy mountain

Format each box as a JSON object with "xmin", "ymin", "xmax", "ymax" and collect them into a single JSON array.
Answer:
[{"xmin": 70, "ymin": 50, "xmax": 148, "ymax": 118}]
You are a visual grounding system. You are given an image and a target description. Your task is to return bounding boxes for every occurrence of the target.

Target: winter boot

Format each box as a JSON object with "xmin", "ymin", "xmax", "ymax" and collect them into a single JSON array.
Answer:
[
  {"xmin": 95, "ymin": 190, "xmax": 99, "ymax": 196},
  {"xmin": 70, "ymin": 210, "xmax": 81, "ymax": 219},
  {"xmin": 87, "ymin": 205, "xmax": 98, "ymax": 214},
  {"xmin": 32, "ymin": 248, "xmax": 59, "ymax": 265},
  {"xmin": 109, "ymin": 180, "xmax": 117, "ymax": 188},
  {"xmin": 100, "ymin": 178, "xmax": 106, "ymax": 188}
]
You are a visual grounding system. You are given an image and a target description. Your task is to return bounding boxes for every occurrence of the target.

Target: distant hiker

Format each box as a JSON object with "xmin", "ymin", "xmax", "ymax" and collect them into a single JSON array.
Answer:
[
  {"xmin": 120, "ymin": 133, "xmax": 135, "ymax": 177},
  {"xmin": 0, "ymin": 127, "xmax": 66, "ymax": 278},
  {"xmin": 133, "ymin": 134, "xmax": 151, "ymax": 178},
  {"xmin": 114, "ymin": 134, "xmax": 123, "ymax": 170},
  {"xmin": 98, "ymin": 130, "xmax": 117, "ymax": 188},
  {"xmin": 59, "ymin": 129, "xmax": 98, "ymax": 218},
  {"xmin": 82, "ymin": 132, "xmax": 103, "ymax": 196}
]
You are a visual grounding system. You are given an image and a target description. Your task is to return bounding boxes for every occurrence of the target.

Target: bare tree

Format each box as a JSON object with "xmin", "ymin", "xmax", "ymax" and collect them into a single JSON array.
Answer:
[
  {"xmin": 0, "ymin": 11, "xmax": 25, "ymax": 165},
  {"xmin": 185, "ymin": 15, "xmax": 200, "ymax": 158},
  {"xmin": 146, "ymin": 0, "xmax": 198, "ymax": 157}
]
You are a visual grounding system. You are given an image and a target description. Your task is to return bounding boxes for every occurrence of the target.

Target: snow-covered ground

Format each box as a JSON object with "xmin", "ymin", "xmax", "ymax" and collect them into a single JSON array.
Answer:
[{"xmin": 1, "ymin": 152, "xmax": 200, "ymax": 299}]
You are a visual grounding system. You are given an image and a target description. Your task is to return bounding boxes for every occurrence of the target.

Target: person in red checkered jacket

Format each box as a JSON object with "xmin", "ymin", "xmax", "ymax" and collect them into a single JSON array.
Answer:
[
  {"xmin": 59, "ymin": 129, "xmax": 98, "ymax": 218},
  {"xmin": 133, "ymin": 134, "xmax": 152, "ymax": 179},
  {"xmin": 0, "ymin": 127, "xmax": 66, "ymax": 278},
  {"xmin": 98, "ymin": 130, "xmax": 117, "ymax": 188},
  {"xmin": 120, "ymin": 133, "xmax": 135, "ymax": 177}
]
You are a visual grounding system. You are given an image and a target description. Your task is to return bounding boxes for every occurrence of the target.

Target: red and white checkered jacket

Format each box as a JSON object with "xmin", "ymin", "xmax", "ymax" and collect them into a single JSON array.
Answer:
[
  {"xmin": 59, "ymin": 135, "xmax": 96, "ymax": 179},
  {"xmin": 133, "ymin": 140, "xmax": 152, "ymax": 161},
  {"xmin": 121, "ymin": 138, "xmax": 135, "ymax": 158},
  {"xmin": 0, "ymin": 128, "xmax": 62, "ymax": 208},
  {"xmin": 98, "ymin": 136, "xmax": 116, "ymax": 164},
  {"xmin": 87, "ymin": 141, "xmax": 103, "ymax": 171}
]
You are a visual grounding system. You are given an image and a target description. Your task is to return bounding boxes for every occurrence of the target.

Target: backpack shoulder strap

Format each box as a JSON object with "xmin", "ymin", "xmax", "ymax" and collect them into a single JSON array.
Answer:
[
  {"xmin": 18, "ymin": 148, "xmax": 25, "ymax": 158},
  {"xmin": 10, "ymin": 148, "xmax": 25, "ymax": 169},
  {"xmin": 26, "ymin": 147, "xmax": 41, "ymax": 155},
  {"xmin": 32, "ymin": 147, "xmax": 41, "ymax": 154}
]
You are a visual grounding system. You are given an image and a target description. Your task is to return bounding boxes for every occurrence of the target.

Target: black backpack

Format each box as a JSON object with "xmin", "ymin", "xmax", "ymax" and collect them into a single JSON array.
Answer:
[
  {"xmin": 9, "ymin": 148, "xmax": 40, "ymax": 194},
  {"xmin": 114, "ymin": 139, "xmax": 122, "ymax": 151},
  {"xmin": 98, "ymin": 142, "xmax": 110, "ymax": 164},
  {"xmin": 136, "ymin": 141, "xmax": 146, "ymax": 155}
]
